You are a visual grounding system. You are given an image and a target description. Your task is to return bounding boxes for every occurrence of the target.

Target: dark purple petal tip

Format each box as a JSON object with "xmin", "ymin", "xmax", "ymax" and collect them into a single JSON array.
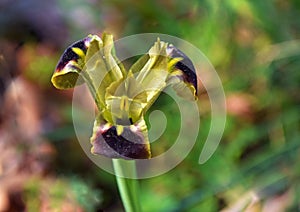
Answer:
[
  {"xmin": 55, "ymin": 36, "xmax": 91, "ymax": 72},
  {"xmin": 167, "ymin": 44, "xmax": 198, "ymax": 95},
  {"xmin": 91, "ymin": 125, "xmax": 151, "ymax": 159}
]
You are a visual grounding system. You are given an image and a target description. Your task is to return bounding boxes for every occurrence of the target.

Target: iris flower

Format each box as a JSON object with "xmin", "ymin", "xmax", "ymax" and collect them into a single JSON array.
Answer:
[{"xmin": 51, "ymin": 33, "xmax": 197, "ymax": 159}]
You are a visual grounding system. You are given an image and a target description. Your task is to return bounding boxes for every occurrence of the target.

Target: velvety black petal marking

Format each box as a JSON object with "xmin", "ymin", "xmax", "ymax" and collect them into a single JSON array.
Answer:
[
  {"xmin": 167, "ymin": 44, "xmax": 198, "ymax": 95},
  {"xmin": 92, "ymin": 126, "xmax": 150, "ymax": 159},
  {"xmin": 55, "ymin": 37, "xmax": 90, "ymax": 72}
]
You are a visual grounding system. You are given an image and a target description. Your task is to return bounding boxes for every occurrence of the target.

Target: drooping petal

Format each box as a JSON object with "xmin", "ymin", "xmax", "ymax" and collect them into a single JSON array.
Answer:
[
  {"xmin": 91, "ymin": 117, "xmax": 151, "ymax": 159},
  {"xmin": 51, "ymin": 35, "xmax": 100, "ymax": 89},
  {"xmin": 167, "ymin": 44, "xmax": 198, "ymax": 99}
]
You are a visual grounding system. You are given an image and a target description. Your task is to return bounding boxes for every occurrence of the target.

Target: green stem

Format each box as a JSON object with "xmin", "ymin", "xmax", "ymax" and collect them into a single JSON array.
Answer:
[{"xmin": 113, "ymin": 159, "xmax": 141, "ymax": 212}]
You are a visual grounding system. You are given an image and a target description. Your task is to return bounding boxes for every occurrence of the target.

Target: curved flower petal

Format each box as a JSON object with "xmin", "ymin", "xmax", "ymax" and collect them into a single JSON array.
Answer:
[
  {"xmin": 167, "ymin": 44, "xmax": 198, "ymax": 99},
  {"xmin": 51, "ymin": 35, "xmax": 100, "ymax": 89},
  {"xmin": 91, "ymin": 118, "xmax": 150, "ymax": 159}
]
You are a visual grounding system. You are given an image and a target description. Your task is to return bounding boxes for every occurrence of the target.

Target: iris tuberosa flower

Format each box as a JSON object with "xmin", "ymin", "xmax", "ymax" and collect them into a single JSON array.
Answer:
[{"xmin": 51, "ymin": 33, "xmax": 197, "ymax": 159}]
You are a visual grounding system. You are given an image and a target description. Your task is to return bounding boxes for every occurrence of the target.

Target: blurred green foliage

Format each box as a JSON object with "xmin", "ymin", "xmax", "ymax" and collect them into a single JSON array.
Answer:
[
  {"xmin": 1, "ymin": 0, "xmax": 299, "ymax": 211},
  {"xmin": 23, "ymin": 177, "xmax": 100, "ymax": 211}
]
